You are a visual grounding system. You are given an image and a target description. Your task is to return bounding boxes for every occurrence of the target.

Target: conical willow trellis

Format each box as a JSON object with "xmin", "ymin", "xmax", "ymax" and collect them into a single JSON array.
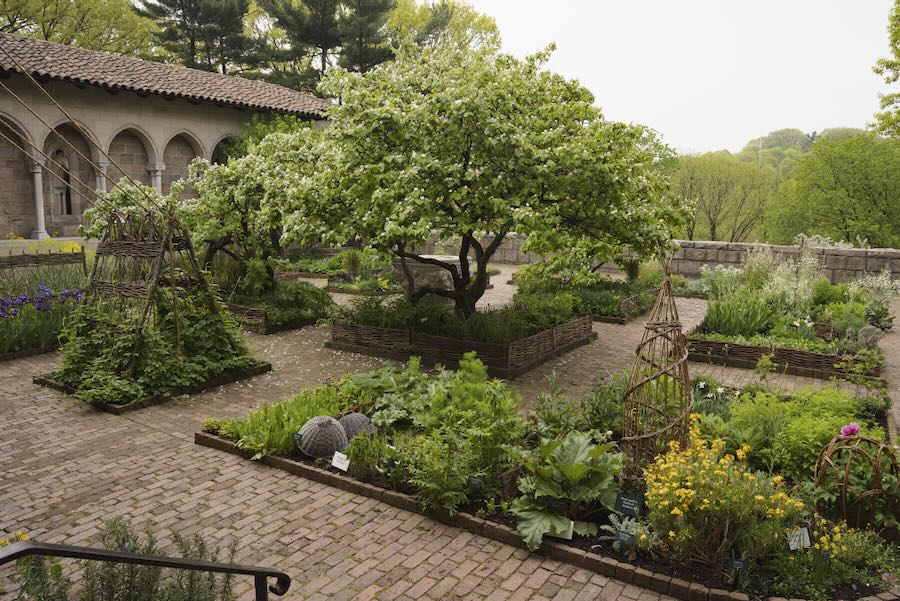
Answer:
[
  {"xmin": 620, "ymin": 261, "xmax": 693, "ymax": 478},
  {"xmin": 85, "ymin": 206, "xmax": 238, "ymax": 377}
]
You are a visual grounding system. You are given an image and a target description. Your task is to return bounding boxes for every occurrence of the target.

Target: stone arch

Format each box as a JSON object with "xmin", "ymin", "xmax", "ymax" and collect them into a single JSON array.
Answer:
[
  {"xmin": 40, "ymin": 119, "xmax": 101, "ymax": 164},
  {"xmin": 42, "ymin": 123, "xmax": 97, "ymax": 236},
  {"xmin": 162, "ymin": 132, "xmax": 203, "ymax": 196},
  {"xmin": 0, "ymin": 116, "xmax": 35, "ymax": 238},
  {"xmin": 210, "ymin": 134, "xmax": 237, "ymax": 164},
  {"xmin": 107, "ymin": 127, "xmax": 153, "ymax": 187}
]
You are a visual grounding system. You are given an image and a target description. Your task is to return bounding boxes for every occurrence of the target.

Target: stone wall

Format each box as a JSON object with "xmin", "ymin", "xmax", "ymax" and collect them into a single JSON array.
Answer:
[
  {"xmin": 668, "ymin": 241, "xmax": 900, "ymax": 283},
  {"xmin": 415, "ymin": 236, "xmax": 900, "ymax": 283}
]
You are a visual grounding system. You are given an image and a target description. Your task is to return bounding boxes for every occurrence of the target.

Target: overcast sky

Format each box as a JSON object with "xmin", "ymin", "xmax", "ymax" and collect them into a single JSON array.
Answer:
[{"xmin": 466, "ymin": 0, "xmax": 896, "ymax": 153}]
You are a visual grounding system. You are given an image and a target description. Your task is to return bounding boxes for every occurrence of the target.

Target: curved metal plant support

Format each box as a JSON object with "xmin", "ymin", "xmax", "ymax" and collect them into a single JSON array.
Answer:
[
  {"xmin": 814, "ymin": 434, "xmax": 898, "ymax": 528},
  {"xmin": 621, "ymin": 259, "xmax": 693, "ymax": 478}
]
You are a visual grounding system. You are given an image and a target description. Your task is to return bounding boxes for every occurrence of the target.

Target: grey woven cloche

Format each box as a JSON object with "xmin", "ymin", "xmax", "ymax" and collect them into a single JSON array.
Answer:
[
  {"xmin": 338, "ymin": 412, "xmax": 375, "ymax": 440},
  {"xmin": 295, "ymin": 416, "xmax": 348, "ymax": 458}
]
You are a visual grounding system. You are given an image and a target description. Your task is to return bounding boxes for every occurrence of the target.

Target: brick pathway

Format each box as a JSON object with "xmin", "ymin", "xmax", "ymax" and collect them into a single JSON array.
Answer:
[{"xmin": 1, "ymin": 270, "xmax": 896, "ymax": 600}]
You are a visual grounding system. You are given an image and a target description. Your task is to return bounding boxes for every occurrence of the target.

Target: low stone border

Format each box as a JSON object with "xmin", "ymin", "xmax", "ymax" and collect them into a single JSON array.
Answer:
[
  {"xmin": 201, "ymin": 432, "xmax": 844, "ymax": 601},
  {"xmin": 0, "ymin": 345, "xmax": 58, "ymax": 362},
  {"xmin": 33, "ymin": 362, "xmax": 272, "ymax": 414}
]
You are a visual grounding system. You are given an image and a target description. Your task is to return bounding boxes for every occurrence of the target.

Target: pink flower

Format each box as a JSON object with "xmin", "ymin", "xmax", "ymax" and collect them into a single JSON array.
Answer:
[{"xmin": 840, "ymin": 422, "xmax": 860, "ymax": 438}]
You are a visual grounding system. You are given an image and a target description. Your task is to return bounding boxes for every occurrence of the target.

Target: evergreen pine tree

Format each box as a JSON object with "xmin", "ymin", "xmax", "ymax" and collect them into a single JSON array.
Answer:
[{"xmin": 338, "ymin": 0, "xmax": 394, "ymax": 72}]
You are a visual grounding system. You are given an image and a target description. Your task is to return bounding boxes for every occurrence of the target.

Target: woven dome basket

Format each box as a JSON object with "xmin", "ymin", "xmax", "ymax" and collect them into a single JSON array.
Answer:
[
  {"xmin": 339, "ymin": 412, "xmax": 375, "ymax": 440},
  {"xmin": 295, "ymin": 416, "xmax": 348, "ymax": 458}
]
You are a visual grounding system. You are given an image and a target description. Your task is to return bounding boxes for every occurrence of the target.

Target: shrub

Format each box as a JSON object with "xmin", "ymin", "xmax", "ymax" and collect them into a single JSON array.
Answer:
[
  {"xmin": 340, "ymin": 249, "xmax": 362, "ymax": 280},
  {"xmin": 644, "ymin": 415, "xmax": 805, "ymax": 570},
  {"xmin": 233, "ymin": 280, "xmax": 334, "ymax": 327},
  {"xmin": 333, "ymin": 293, "xmax": 579, "ymax": 343},
  {"xmin": 771, "ymin": 518, "xmax": 900, "ymax": 601},
  {"xmin": 744, "ymin": 248, "xmax": 776, "ymax": 291},
  {"xmin": 698, "ymin": 264, "xmax": 744, "ymax": 300},
  {"xmin": 508, "ymin": 431, "xmax": 624, "ymax": 551},
  {"xmin": 7, "ymin": 519, "xmax": 236, "ymax": 601}
]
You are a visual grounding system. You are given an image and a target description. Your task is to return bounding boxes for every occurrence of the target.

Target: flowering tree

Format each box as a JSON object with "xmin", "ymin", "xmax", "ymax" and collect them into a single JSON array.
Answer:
[
  {"xmin": 281, "ymin": 44, "xmax": 685, "ymax": 316},
  {"xmin": 177, "ymin": 129, "xmax": 321, "ymax": 291}
]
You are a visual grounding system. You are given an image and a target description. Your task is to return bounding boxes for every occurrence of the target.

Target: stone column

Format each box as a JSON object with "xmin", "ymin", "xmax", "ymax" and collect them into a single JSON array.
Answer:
[
  {"xmin": 147, "ymin": 162, "xmax": 165, "ymax": 193},
  {"xmin": 95, "ymin": 159, "xmax": 109, "ymax": 194},
  {"xmin": 29, "ymin": 158, "xmax": 49, "ymax": 239}
]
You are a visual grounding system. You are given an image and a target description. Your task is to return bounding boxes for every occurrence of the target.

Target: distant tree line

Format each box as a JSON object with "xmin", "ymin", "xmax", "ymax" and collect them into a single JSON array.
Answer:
[{"xmin": 0, "ymin": 0, "xmax": 498, "ymax": 92}]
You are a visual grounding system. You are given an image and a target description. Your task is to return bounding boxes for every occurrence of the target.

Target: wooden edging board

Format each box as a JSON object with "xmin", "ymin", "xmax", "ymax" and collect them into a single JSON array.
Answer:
[
  {"xmin": 33, "ymin": 362, "xmax": 272, "ymax": 414},
  {"xmin": 196, "ymin": 431, "xmax": 868, "ymax": 601}
]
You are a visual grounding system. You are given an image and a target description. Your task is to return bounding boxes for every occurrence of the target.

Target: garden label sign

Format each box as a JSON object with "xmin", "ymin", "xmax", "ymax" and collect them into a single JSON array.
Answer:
[
  {"xmin": 614, "ymin": 493, "xmax": 643, "ymax": 517},
  {"xmin": 615, "ymin": 531, "xmax": 636, "ymax": 548},
  {"xmin": 788, "ymin": 527, "xmax": 811, "ymax": 551},
  {"xmin": 331, "ymin": 451, "xmax": 350, "ymax": 472}
]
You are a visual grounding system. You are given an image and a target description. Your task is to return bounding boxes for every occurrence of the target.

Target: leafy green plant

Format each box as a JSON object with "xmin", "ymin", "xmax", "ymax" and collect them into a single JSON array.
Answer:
[
  {"xmin": 598, "ymin": 513, "xmax": 657, "ymax": 557},
  {"xmin": 508, "ymin": 431, "xmax": 624, "ymax": 551},
  {"xmin": 771, "ymin": 519, "xmax": 900, "ymax": 601},
  {"xmin": 340, "ymin": 249, "xmax": 362, "ymax": 280},
  {"xmin": 407, "ymin": 430, "xmax": 472, "ymax": 514},
  {"xmin": 865, "ymin": 299, "xmax": 894, "ymax": 330},
  {"xmin": 57, "ymin": 291, "xmax": 256, "ymax": 406},
  {"xmin": 704, "ymin": 296, "xmax": 773, "ymax": 337},
  {"xmin": 233, "ymin": 280, "xmax": 334, "ymax": 327},
  {"xmin": 221, "ymin": 386, "xmax": 347, "ymax": 459}
]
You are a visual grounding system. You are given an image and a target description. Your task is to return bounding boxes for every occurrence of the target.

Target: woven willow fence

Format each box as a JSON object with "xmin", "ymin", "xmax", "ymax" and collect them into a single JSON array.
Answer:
[{"xmin": 621, "ymin": 264, "xmax": 694, "ymax": 478}]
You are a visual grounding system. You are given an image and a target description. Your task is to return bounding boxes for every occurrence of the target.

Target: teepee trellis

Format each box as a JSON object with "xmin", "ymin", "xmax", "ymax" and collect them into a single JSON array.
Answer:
[{"xmin": 620, "ymin": 259, "xmax": 694, "ymax": 478}]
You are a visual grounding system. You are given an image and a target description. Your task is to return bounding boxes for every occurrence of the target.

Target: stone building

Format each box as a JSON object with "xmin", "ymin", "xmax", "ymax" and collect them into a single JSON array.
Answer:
[{"xmin": 0, "ymin": 33, "xmax": 328, "ymax": 238}]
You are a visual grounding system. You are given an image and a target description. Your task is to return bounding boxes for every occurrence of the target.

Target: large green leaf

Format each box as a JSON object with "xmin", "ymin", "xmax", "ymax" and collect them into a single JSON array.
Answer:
[{"xmin": 510, "ymin": 497, "xmax": 574, "ymax": 551}]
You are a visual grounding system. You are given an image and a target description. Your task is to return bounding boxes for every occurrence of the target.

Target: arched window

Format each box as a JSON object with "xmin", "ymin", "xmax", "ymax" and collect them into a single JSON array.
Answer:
[{"xmin": 52, "ymin": 150, "xmax": 73, "ymax": 215}]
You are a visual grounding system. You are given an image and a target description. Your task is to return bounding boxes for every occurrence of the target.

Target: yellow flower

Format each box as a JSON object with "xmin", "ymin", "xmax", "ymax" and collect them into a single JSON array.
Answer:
[
  {"xmin": 754, "ymin": 495, "xmax": 764, "ymax": 501},
  {"xmin": 668, "ymin": 530, "xmax": 676, "ymax": 539},
  {"xmin": 671, "ymin": 507, "xmax": 683, "ymax": 516}
]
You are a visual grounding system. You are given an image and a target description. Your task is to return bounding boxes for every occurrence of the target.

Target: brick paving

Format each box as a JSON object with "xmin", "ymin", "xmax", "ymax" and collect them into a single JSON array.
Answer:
[{"xmin": 1, "ymin": 267, "xmax": 896, "ymax": 600}]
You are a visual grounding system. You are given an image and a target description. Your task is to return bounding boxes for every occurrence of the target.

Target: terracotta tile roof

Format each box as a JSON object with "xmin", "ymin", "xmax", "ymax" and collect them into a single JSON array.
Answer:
[{"xmin": 0, "ymin": 33, "xmax": 329, "ymax": 118}]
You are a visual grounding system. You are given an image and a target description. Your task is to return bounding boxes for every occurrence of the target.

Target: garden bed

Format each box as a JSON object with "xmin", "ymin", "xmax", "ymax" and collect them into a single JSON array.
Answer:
[
  {"xmin": 197, "ymin": 430, "xmax": 894, "ymax": 601},
  {"xmin": 34, "ymin": 361, "xmax": 272, "ymax": 414},
  {"xmin": 225, "ymin": 303, "xmax": 316, "ymax": 335},
  {"xmin": 325, "ymin": 315, "xmax": 596, "ymax": 378},
  {"xmin": 687, "ymin": 324, "xmax": 880, "ymax": 380},
  {"xmin": 0, "ymin": 345, "xmax": 59, "ymax": 362}
]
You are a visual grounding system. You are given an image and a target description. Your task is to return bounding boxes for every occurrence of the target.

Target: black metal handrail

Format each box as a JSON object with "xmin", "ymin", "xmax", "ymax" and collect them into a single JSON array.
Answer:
[{"xmin": 0, "ymin": 541, "xmax": 290, "ymax": 600}]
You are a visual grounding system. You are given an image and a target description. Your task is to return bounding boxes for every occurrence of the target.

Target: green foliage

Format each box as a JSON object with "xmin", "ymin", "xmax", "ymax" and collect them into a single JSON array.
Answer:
[
  {"xmin": 508, "ymin": 431, "xmax": 624, "ymax": 551},
  {"xmin": 874, "ymin": 0, "xmax": 900, "ymax": 137},
  {"xmin": 699, "ymin": 387, "xmax": 882, "ymax": 479},
  {"xmin": 220, "ymin": 385, "xmax": 348, "ymax": 459},
  {"xmin": 407, "ymin": 429, "xmax": 472, "ymax": 514},
  {"xmin": 772, "ymin": 521, "xmax": 900, "ymax": 601},
  {"xmin": 137, "ymin": 0, "xmax": 252, "ymax": 75},
  {"xmin": 2, "ymin": 0, "xmax": 156, "ymax": 55},
  {"xmin": 57, "ymin": 291, "xmax": 256, "ymax": 406},
  {"xmin": 532, "ymin": 372, "xmax": 627, "ymax": 439},
  {"xmin": 220, "ymin": 114, "xmax": 310, "ymax": 160},
  {"xmin": 332, "ymin": 293, "xmax": 580, "ymax": 344},
  {"xmin": 766, "ymin": 134, "xmax": 900, "ymax": 247},
  {"xmin": 279, "ymin": 43, "xmax": 685, "ymax": 315},
  {"xmin": 704, "ymin": 296, "xmax": 773, "ymax": 337},
  {"xmin": 233, "ymin": 280, "xmax": 334, "ymax": 327},
  {"xmin": 341, "ymin": 249, "xmax": 363, "ymax": 280},
  {"xmin": 13, "ymin": 518, "xmax": 236, "ymax": 601},
  {"xmin": 516, "ymin": 275, "xmax": 655, "ymax": 320},
  {"xmin": 674, "ymin": 151, "xmax": 779, "ymax": 242},
  {"xmin": 180, "ymin": 129, "xmax": 323, "ymax": 290}
]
